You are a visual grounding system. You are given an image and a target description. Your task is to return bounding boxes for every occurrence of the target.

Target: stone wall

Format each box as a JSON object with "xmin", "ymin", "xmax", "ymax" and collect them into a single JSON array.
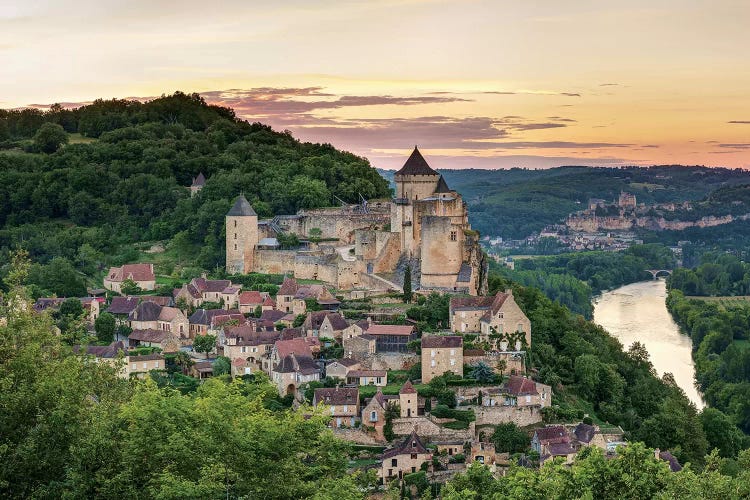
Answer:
[
  {"xmin": 359, "ymin": 353, "xmax": 419, "ymax": 371},
  {"xmin": 471, "ymin": 405, "xmax": 543, "ymax": 427},
  {"xmin": 331, "ymin": 427, "xmax": 381, "ymax": 445},
  {"xmin": 254, "ymin": 249, "xmax": 296, "ymax": 274},
  {"xmin": 391, "ymin": 416, "xmax": 475, "ymax": 441}
]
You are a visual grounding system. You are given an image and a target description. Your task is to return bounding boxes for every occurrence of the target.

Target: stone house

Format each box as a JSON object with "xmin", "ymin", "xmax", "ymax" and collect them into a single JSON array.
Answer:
[
  {"xmin": 128, "ymin": 329, "xmax": 181, "ymax": 352},
  {"xmin": 399, "ymin": 380, "xmax": 418, "ymax": 418},
  {"xmin": 33, "ymin": 296, "xmax": 102, "ymax": 324},
  {"xmin": 342, "ymin": 334, "xmax": 377, "ymax": 361},
  {"xmin": 449, "ymin": 289, "xmax": 531, "ymax": 348},
  {"xmin": 192, "ymin": 361, "xmax": 214, "ymax": 379},
  {"xmin": 346, "ymin": 369, "xmax": 387, "ymax": 386},
  {"xmin": 361, "ymin": 389, "xmax": 391, "ymax": 440},
  {"xmin": 325, "ymin": 358, "xmax": 360, "ymax": 380},
  {"xmin": 128, "ymin": 302, "xmax": 189, "ymax": 339},
  {"xmin": 364, "ymin": 324, "xmax": 416, "ymax": 353},
  {"xmin": 127, "ymin": 353, "xmax": 166, "ymax": 378},
  {"xmin": 341, "ymin": 319, "xmax": 371, "ymax": 340},
  {"xmin": 313, "ymin": 387, "xmax": 360, "ymax": 428},
  {"xmin": 468, "ymin": 441, "xmax": 497, "ymax": 465},
  {"xmin": 237, "ymin": 290, "xmax": 269, "ymax": 314},
  {"xmin": 222, "ymin": 326, "xmax": 279, "ymax": 375},
  {"xmin": 104, "ymin": 263, "xmax": 156, "ymax": 293},
  {"xmin": 380, "ymin": 431, "xmax": 432, "ymax": 482},
  {"xmin": 173, "ymin": 276, "xmax": 238, "ymax": 308},
  {"xmin": 435, "ymin": 441, "xmax": 464, "ymax": 458},
  {"xmin": 271, "ymin": 353, "xmax": 320, "ymax": 396},
  {"xmin": 481, "ymin": 375, "xmax": 552, "ymax": 408},
  {"xmin": 106, "ymin": 296, "xmax": 140, "ymax": 323},
  {"xmin": 531, "ymin": 425, "xmax": 576, "ymax": 464},
  {"xmin": 75, "ymin": 341, "xmax": 164, "ymax": 378},
  {"xmin": 189, "ymin": 308, "xmax": 242, "ymax": 337},
  {"xmin": 302, "ymin": 311, "xmax": 349, "ymax": 339},
  {"xmin": 421, "ymin": 335, "xmax": 463, "ymax": 383},
  {"xmin": 276, "ymin": 277, "xmax": 340, "ymax": 315}
]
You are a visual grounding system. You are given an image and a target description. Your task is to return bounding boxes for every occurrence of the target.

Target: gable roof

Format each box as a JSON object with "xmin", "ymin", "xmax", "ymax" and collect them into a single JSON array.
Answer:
[
  {"xmin": 261, "ymin": 309, "xmax": 287, "ymax": 323},
  {"xmin": 75, "ymin": 341, "xmax": 126, "ymax": 359},
  {"xmin": 534, "ymin": 425, "xmax": 569, "ymax": 444},
  {"xmin": 383, "ymin": 430, "xmax": 429, "ymax": 458},
  {"xmin": 395, "ymin": 147, "xmax": 439, "ymax": 176},
  {"xmin": 129, "ymin": 329, "xmax": 168, "ymax": 343},
  {"xmin": 107, "ymin": 296, "xmax": 140, "ymax": 315},
  {"xmin": 139, "ymin": 295, "xmax": 174, "ymax": 307},
  {"xmin": 504, "ymin": 375, "xmax": 539, "ymax": 396},
  {"xmin": 128, "ymin": 301, "xmax": 162, "ymax": 322},
  {"xmin": 313, "ymin": 387, "xmax": 359, "ymax": 406},
  {"xmin": 421, "ymin": 335, "xmax": 463, "ymax": 349},
  {"xmin": 365, "ymin": 324, "xmax": 415, "ymax": 336},
  {"xmin": 347, "ymin": 369, "xmax": 386, "ymax": 378},
  {"xmin": 434, "ymin": 175, "xmax": 451, "ymax": 193},
  {"xmin": 275, "ymin": 337, "xmax": 314, "ymax": 359},
  {"xmin": 239, "ymin": 290, "xmax": 264, "ymax": 305},
  {"xmin": 275, "ymin": 353, "xmax": 319, "ymax": 375},
  {"xmin": 451, "ymin": 291, "xmax": 512, "ymax": 316},
  {"xmin": 189, "ymin": 308, "xmax": 233, "ymax": 325},
  {"xmin": 573, "ymin": 423, "xmax": 598, "ymax": 444},
  {"xmin": 106, "ymin": 263, "xmax": 154, "ymax": 283},
  {"xmin": 227, "ymin": 194, "xmax": 257, "ymax": 216}
]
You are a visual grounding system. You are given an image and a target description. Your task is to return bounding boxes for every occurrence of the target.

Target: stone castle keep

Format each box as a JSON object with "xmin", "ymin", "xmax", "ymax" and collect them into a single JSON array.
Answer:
[{"xmin": 226, "ymin": 147, "xmax": 487, "ymax": 295}]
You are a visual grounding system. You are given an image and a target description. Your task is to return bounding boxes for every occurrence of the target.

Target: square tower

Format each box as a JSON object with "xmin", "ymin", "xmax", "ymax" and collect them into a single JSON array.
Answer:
[{"xmin": 226, "ymin": 195, "xmax": 258, "ymax": 274}]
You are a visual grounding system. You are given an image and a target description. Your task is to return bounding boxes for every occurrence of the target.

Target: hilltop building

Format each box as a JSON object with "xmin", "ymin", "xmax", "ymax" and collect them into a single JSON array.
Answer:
[{"xmin": 225, "ymin": 147, "xmax": 487, "ymax": 295}]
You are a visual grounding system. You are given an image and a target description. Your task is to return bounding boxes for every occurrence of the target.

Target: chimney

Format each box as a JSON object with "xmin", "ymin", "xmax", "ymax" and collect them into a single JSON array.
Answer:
[
  {"xmin": 505, "ymin": 288, "xmax": 513, "ymax": 296},
  {"xmin": 201, "ymin": 272, "xmax": 207, "ymax": 279},
  {"xmin": 654, "ymin": 448, "xmax": 660, "ymax": 459}
]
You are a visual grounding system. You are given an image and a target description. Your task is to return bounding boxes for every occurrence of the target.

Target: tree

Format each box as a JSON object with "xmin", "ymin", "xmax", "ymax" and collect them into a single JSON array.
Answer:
[
  {"xmin": 491, "ymin": 423, "xmax": 529, "ymax": 453},
  {"xmin": 120, "ymin": 278, "xmax": 140, "ymax": 295},
  {"xmin": 469, "ymin": 362, "xmax": 495, "ymax": 383},
  {"xmin": 700, "ymin": 407, "xmax": 745, "ymax": 458},
  {"xmin": 173, "ymin": 351, "xmax": 194, "ymax": 375},
  {"xmin": 403, "ymin": 264, "xmax": 412, "ymax": 303},
  {"xmin": 33, "ymin": 122, "xmax": 68, "ymax": 153},
  {"xmin": 193, "ymin": 334, "xmax": 217, "ymax": 359},
  {"xmin": 308, "ymin": 227, "xmax": 322, "ymax": 243},
  {"xmin": 212, "ymin": 356, "xmax": 231, "ymax": 376},
  {"xmin": 94, "ymin": 312, "xmax": 116, "ymax": 343}
]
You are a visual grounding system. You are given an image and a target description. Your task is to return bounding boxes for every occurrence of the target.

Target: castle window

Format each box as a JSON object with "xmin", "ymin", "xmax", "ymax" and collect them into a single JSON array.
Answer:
[
  {"xmin": 234, "ymin": 220, "xmax": 237, "ymax": 227},
  {"xmin": 234, "ymin": 244, "xmax": 237, "ymax": 250},
  {"xmin": 450, "ymin": 231, "xmax": 457, "ymax": 241},
  {"xmin": 234, "ymin": 233, "xmax": 237, "ymax": 239}
]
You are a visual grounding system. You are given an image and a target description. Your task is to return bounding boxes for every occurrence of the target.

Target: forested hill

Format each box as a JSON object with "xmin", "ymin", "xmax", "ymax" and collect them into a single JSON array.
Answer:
[
  {"xmin": 0, "ymin": 92, "xmax": 390, "ymax": 279},
  {"xmin": 380, "ymin": 166, "xmax": 750, "ymax": 239}
]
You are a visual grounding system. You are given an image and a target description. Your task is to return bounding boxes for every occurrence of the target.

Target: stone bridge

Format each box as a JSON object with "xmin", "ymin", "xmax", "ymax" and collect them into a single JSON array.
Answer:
[{"xmin": 645, "ymin": 269, "xmax": 673, "ymax": 279}]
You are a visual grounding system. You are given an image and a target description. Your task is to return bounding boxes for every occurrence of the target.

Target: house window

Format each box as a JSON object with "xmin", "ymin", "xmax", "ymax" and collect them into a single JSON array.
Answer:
[
  {"xmin": 131, "ymin": 363, "xmax": 137, "ymax": 370},
  {"xmin": 241, "ymin": 346, "xmax": 246, "ymax": 353},
  {"xmin": 370, "ymin": 411, "xmax": 377, "ymax": 422},
  {"xmin": 450, "ymin": 349, "xmax": 455, "ymax": 356},
  {"xmin": 330, "ymin": 407, "xmax": 335, "ymax": 415},
  {"xmin": 142, "ymin": 362, "xmax": 147, "ymax": 369},
  {"xmin": 234, "ymin": 244, "xmax": 237, "ymax": 251},
  {"xmin": 526, "ymin": 395, "xmax": 531, "ymax": 403},
  {"xmin": 376, "ymin": 377, "xmax": 382, "ymax": 384},
  {"xmin": 343, "ymin": 405, "xmax": 348, "ymax": 412},
  {"xmin": 431, "ymin": 360, "xmax": 436, "ymax": 367},
  {"xmin": 431, "ymin": 350, "xmax": 435, "ymax": 357},
  {"xmin": 391, "ymin": 459, "xmax": 397, "ymax": 466},
  {"xmin": 153, "ymin": 361, "xmax": 159, "ymax": 368},
  {"xmin": 450, "ymin": 359, "xmax": 456, "ymax": 366}
]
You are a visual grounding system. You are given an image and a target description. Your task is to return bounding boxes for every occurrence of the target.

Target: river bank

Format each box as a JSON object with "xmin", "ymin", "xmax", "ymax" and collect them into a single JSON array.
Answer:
[{"xmin": 592, "ymin": 279, "xmax": 704, "ymax": 407}]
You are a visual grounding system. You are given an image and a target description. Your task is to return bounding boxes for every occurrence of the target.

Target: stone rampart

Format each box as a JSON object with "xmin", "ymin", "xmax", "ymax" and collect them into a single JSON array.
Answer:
[{"xmin": 392, "ymin": 416, "xmax": 474, "ymax": 441}]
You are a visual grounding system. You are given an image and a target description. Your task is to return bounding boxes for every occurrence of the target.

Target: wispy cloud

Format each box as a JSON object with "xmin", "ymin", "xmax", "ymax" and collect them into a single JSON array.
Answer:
[{"xmin": 728, "ymin": 120, "xmax": 750, "ymax": 124}]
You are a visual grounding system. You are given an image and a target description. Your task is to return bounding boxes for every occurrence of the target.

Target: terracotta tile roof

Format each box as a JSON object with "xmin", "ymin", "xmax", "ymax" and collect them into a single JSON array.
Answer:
[
  {"xmin": 158, "ymin": 306, "xmax": 182, "ymax": 322},
  {"xmin": 313, "ymin": 387, "xmax": 359, "ymax": 406},
  {"xmin": 504, "ymin": 376, "xmax": 539, "ymax": 396},
  {"xmin": 400, "ymin": 380, "xmax": 417, "ymax": 394},
  {"xmin": 210, "ymin": 312, "xmax": 246, "ymax": 328},
  {"xmin": 129, "ymin": 353, "xmax": 164, "ymax": 362},
  {"xmin": 306, "ymin": 311, "xmax": 348, "ymax": 331},
  {"xmin": 275, "ymin": 338, "xmax": 314, "ymax": 359},
  {"xmin": 278, "ymin": 277, "xmax": 299, "ymax": 296},
  {"xmin": 421, "ymin": 335, "xmax": 463, "ymax": 349},
  {"xmin": 365, "ymin": 324, "xmax": 415, "ymax": 336},
  {"xmin": 107, "ymin": 296, "xmax": 140, "ymax": 315},
  {"xmin": 535, "ymin": 425, "xmax": 569, "ymax": 444},
  {"xmin": 262, "ymin": 297, "xmax": 276, "ymax": 307},
  {"xmin": 394, "ymin": 147, "xmax": 438, "ymax": 177},
  {"xmin": 463, "ymin": 349, "xmax": 486, "ymax": 357},
  {"xmin": 280, "ymin": 327, "xmax": 304, "ymax": 339},
  {"xmin": 106, "ymin": 263, "xmax": 154, "ymax": 283},
  {"xmin": 239, "ymin": 291, "xmax": 264, "ymax": 305},
  {"xmin": 194, "ymin": 361, "xmax": 214, "ymax": 373},
  {"xmin": 382, "ymin": 430, "xmax": 429, "ymax": 459}
]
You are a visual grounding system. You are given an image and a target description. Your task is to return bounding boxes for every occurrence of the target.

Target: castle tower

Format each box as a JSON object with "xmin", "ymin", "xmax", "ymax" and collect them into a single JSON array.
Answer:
[
  {"xmin": 391, "ymin": 147, "xmax": 441, "ymax": 256},
  {"xmin": 226, "ymin": 195, "xmax": 258, "ymax": 274},
  {"xmin": 399, "ymin": 380, "xmax": 418, "ymax": 418}
]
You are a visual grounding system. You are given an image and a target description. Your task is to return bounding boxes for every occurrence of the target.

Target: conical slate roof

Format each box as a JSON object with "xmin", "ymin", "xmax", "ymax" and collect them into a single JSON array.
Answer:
[
  {"xmin": 434, "ymin": 175, "xmax": 451, "ymax": 193},
  {"xmin": 227, "ymin": 195, "xmax": 257, "ymax": 216},
  {"xmin": 395, "ymin": 146, "xmax": 439, "ymax": 176},
  {"xmin": 192, "ymin": 172, "xmax": 206, "ymax": 186}
]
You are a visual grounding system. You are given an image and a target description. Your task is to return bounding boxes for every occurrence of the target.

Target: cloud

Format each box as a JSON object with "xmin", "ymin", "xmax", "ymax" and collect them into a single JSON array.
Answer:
[
  {"xmin": 728, "ymin": 120, "xmax": 750, "ymax": 124},
  {"xmin": 599, "ymin": 83, "xmax": 620, "ymax": 87},
  {"xmin": 369, "ymin": 152, "xmax": 632, "ymax": 170},
  {"xmin": 201, "ymin": 87, "xmax": 471, "ymax": 118},
  {"xmin": 718, "ymin": 143, "xmax": 750, "ymax": 149},
  {"xmin": 641, "ymin": 145, "xmax": 660, "ymax": 148}
]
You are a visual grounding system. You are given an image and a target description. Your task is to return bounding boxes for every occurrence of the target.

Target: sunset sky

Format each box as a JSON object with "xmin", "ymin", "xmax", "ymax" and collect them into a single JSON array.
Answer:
[{"xmin": 2, "ymin": 0, "xmax": 749, "ymax": 169}]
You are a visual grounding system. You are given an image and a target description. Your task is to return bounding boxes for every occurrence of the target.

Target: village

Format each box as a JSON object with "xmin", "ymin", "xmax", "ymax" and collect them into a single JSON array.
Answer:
[{"xmin": 21, "ymin": 149, "xmax": 700, "ymax": 495}]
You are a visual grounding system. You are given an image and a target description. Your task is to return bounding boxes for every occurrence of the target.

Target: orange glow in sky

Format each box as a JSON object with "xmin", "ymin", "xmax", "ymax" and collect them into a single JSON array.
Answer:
[{"xmin": 1, "ymin": 0, "xmax": 748, "ymax": 169}]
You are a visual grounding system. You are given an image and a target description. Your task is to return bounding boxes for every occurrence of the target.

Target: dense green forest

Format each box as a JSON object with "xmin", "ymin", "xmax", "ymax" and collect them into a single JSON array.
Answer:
[
  {"xmin": 0, "ymin": 92, "xmax": 390, "ymax": 288},
  {"xmin": 380, "ymin": 166, "xmax": 750, "ymax": 240},
  {"xmin": 496, "ymin": 244, "xmax": 676, "ymax": 317},
  {"xmin": 665, "ymin": 253, "xmax": 750, "ymax": 438}
]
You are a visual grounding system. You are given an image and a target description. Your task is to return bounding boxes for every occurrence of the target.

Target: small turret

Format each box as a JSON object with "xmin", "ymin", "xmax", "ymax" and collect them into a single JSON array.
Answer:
[{"xmin": 226, "ymin": 195, "xmax": 258, "ymax": 274}]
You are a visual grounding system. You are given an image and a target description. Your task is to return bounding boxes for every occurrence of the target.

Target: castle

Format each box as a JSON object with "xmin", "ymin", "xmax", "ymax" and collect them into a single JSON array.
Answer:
[{"xmin": 226, "ymin": 147, "xmax": 487, "ymax": 295}]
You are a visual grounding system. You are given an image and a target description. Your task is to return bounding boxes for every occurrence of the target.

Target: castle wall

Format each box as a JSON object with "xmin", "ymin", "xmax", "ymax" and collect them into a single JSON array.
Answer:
[
  {"xmin": 394, "ymin": 173, "xmax": 439, "ymax": 200},
  {"xmin": 421, "ymin": 215, "xmax": 463, "ymax": 280},
  {"xmin": 254, "ymin": 250, "xmax": 296, "ymax": 274}
]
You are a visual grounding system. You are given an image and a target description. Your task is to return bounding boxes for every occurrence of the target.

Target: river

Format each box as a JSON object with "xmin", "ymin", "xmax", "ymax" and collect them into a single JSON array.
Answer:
[{"xmin": 592, "ymin": 279, "xmax": 704, "ymax": 408}]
